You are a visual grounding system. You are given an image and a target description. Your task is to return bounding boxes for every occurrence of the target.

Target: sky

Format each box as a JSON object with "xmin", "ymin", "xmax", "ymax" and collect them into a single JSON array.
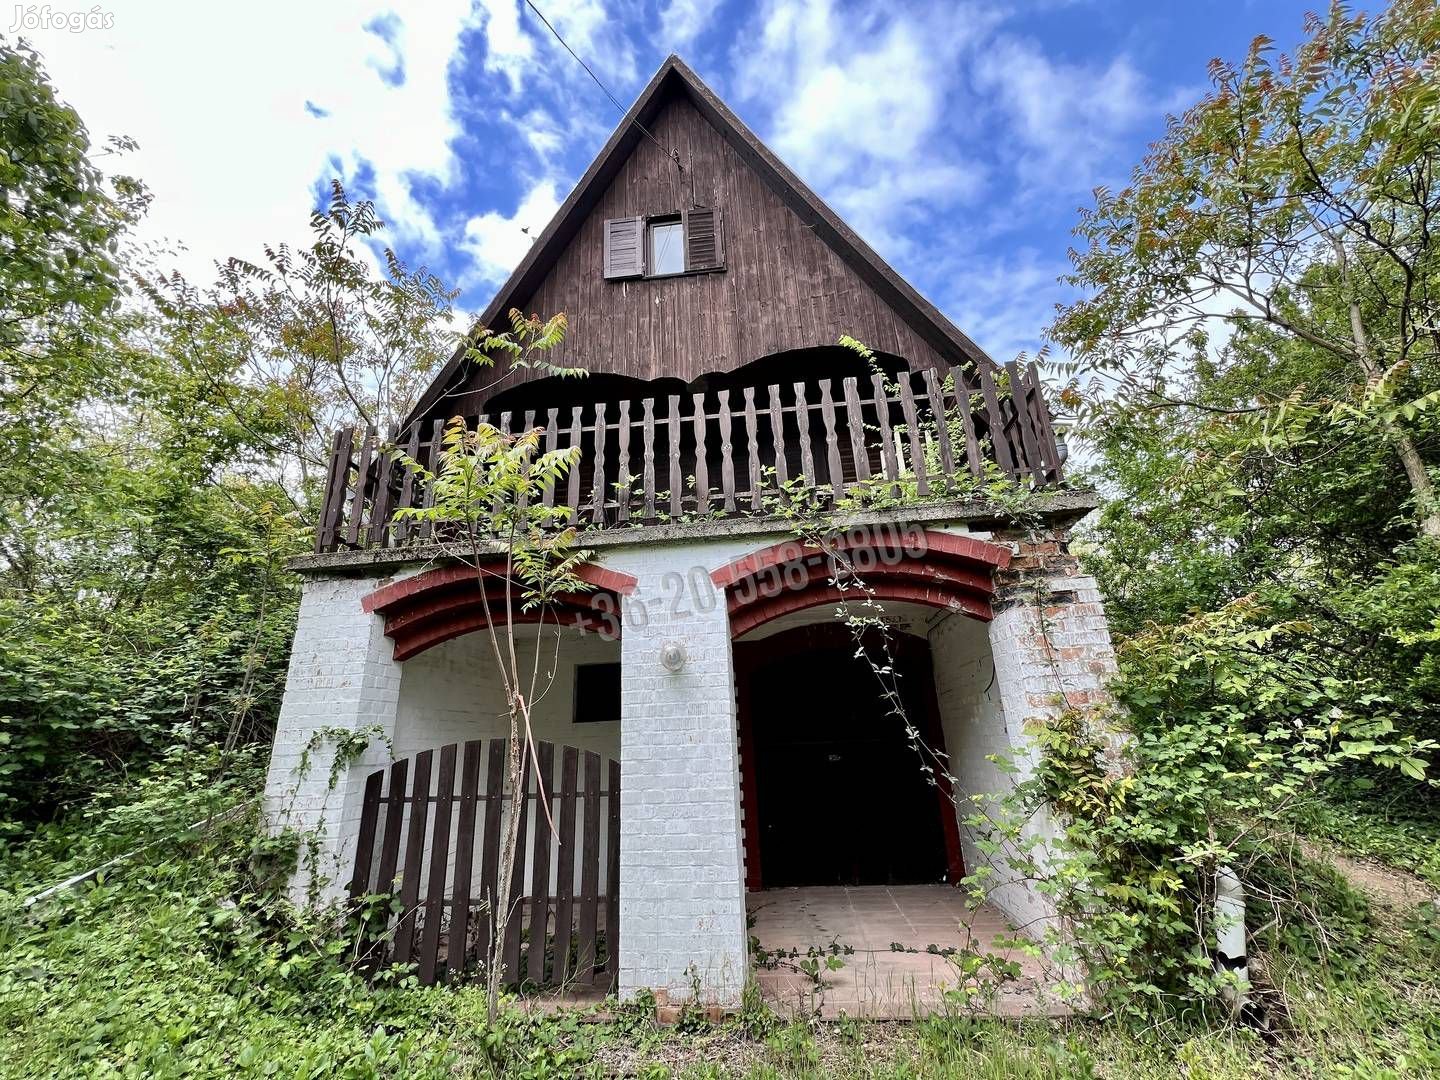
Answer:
[{"xmin": 17, "ymin": 0, "xmax": 1323, "ymax": 366}]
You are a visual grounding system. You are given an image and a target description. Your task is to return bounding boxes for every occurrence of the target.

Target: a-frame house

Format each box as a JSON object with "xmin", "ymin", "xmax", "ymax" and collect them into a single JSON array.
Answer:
[{"xmin": 265, "ymin": 55, "xmax": 1116, "ymax": 1015}]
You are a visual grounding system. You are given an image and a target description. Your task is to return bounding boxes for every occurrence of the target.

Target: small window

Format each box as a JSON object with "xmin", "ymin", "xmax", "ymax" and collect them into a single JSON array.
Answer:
[
  {"xmin": 573, "ymin": 662, "xmax": 621, "ymax": 725},
  {"xmin": 648, "ymin": 219, "xmax": 685, "ymax": 277},
  {"xmin": 603, "ymin": 211, "xmax": 724, "ymax": 280}
]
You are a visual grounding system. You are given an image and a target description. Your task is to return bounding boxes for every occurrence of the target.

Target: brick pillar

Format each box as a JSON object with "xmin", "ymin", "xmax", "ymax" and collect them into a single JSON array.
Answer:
[
  {"xmin": 978, "ymin": 527, "xmax": 1119, "ymax": 931},
  {"xmin": 988, "ymin": 529, "xmax": 1118, "ymax": 732},
  {"xmin": 611, "ymin": 547, "xmax": 749, "ymax": 1007},
  {"xmin": 263, "ymin": 573, "xmax": 401, "ymax": 907}
]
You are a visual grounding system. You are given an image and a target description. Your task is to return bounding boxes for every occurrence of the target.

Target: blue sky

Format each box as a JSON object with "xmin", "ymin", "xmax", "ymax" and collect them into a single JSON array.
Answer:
[{"xmin": 28, "ymin": 0, "xmax": 1324, "ymax": 364}]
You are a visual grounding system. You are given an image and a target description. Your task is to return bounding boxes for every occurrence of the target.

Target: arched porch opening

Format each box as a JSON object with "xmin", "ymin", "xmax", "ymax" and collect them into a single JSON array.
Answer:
[
  {"xmin": 734, "ymin": 617, "xmax": 964, "ymax": 890},
  {"xmin": 714, "ymin": 532, "xmax": 1011, "ymax": 893}
]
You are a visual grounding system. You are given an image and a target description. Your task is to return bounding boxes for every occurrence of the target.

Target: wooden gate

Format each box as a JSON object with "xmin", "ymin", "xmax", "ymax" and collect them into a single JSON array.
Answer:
[{"xmin": 347, "ymin": 739, "xmax": 620, "ymax": 990}]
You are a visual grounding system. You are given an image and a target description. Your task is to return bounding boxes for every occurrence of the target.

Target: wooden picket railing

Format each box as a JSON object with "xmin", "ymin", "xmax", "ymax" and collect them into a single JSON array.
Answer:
[
  {"xmin": 315, "ymin": 361, "xmax": 1064, "ymax": 553},
  {"xmin": 349, "ymin": 740, "xmax": 620, "ymax": 989}
]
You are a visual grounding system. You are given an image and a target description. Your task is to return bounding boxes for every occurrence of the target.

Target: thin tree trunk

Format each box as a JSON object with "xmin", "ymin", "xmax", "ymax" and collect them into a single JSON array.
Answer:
[
  {"xmin": 1335, "ymin": 238, "xmax": 1440, "ymax": 540},
  {"xmin": 486, "ymin": 702, "xmax": 525, "ymax": 1023}
]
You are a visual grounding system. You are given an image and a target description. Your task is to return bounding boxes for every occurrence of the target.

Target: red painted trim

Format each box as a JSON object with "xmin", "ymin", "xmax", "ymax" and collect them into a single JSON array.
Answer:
[
  {"xmin": 734, "ymin": 646, "xmax": 763, "ymax": 892},
  {"xmin": 710, "ymin": 529, "xmax": 1011, "ymax": 588},
  {"xmin": 384, "ymin": 586, "xmax": 614, "ymax": 639},
  {"xmin": 391, "ymin": 607, "xmax": 617, "ymax": 662},
  {"xmin": 724, "ymin": 560, "xmax": 994, "ymax": 617},
  {"xmin": 363, "ymin": 560, "xmax": 636, "ymax": 615},
  {"xmin": 363, "ymin": 559, "xmax": 632, "ymax": 661},
  {"xmin": 914, "ymin": 650, "xmax": 967, "ymax": 884},
  {"xmin": 729, "ymin": 582, "xmax": 991, "ymax": 640}
]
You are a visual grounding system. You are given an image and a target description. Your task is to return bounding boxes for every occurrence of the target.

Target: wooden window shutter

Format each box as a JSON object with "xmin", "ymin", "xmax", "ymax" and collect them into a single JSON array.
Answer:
[
  {"xmin": 683, "ymin": 207, "xmax": 724, "ymax": 272},
  {"xmin": 603, "ymin": 217, "xmax": 644, "ymax": 279}
]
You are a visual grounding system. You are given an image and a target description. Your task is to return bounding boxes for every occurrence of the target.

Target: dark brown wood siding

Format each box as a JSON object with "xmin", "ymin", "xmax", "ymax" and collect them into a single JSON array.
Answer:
[{"xmin": 433, "ymin": 95, "xmax": 955, "ymax": 417}]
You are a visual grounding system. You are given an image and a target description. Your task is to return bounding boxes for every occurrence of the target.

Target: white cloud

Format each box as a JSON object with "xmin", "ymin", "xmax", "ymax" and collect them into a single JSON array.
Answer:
[
  {"xmin": 730, "ymin": 0, "xmax": 990, "ymax": 257},
  {"xmin": 972, "ymin": 35, "xmax": 1149, "ymax": 189},
  {"xmin": 478, "ymin": 0, "xmax": 538, "ymax": 93},
  {"xmin": 659, "ymin": 0, "xmax": 711, "ymax": 51},
  {"xmin": 936, "ymin": 247, "xmax": 1073, "ymax": 365},
  {"xmin": 479, "ymin": 0, "xmax": 637, "ymax": 96},
  {"xmin": 23, "ymin": 0, "xmax": 480, "ymax": 285},
  {"xmin": 459, "ymin": 179, "xmax": 562, "ymax": 288}
]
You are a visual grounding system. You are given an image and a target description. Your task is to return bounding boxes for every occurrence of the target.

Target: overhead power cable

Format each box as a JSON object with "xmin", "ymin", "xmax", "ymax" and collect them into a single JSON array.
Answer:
[{"xmin": 522, "ymin": 0, "xmax": 687, "ymax": 179}]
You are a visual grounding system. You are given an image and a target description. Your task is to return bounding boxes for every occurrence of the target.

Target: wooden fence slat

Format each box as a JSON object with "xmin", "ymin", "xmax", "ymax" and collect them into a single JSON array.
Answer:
[
  {"xmin": 347, "ymin": 769, "xmax": 386, "ymax": 972},
  {"xmin": 615, "ymin": 400, "xmax": 632, "ymax": 523},
  {"xmin": 590, "ymin": 403, "xmax": 608, "ymax": 526},
  {"xmin": 393, "ymin": 749, "xmax": 433, "ymax": 966},
  {"xmin": 818, "ymin": 379, "xmax": 844, "ymax": 500},
  {"xmin": 1005, "ymin": 361, "xmax": 1046, "ymax": 487},
  {"xmin": 347, "ymin": 770, "xmax": 384, "ymax": 901},
  {"xmin": 542, "ymin": 408, "xmax": 559, "ymax": 508},
  {"xmin": 517, "ymin": 411, "xmax": 535, "ymax": 512},
  {"xmin": 526, "ymin": 742, "xmax": 556, "ymax": 985},
  {"xmin": 418, "ymin": 744, "xmax": 457, "ymax": 983},
  {"xmin": 641, "ymin": 398, "xmax": 657, "ymax": 520},
  {"xmin": 922, "ymin": 370, "xmax": 956, "ymax": 481},
  {"xmin": 374, "ymin": 758, "xmax": 409, "ymax": 900},
  {"xmin": 500, "ymin": 744, "xmax": 531, "ymax": 984},
  {"xmin": 448, "ymin": 740, "xmax": 482, "ymax": 979},
  {"xmin": 418, "ymin": 419, "xmax": 445, "ymax": 542},
  {"xmin": 491, "ymin": 413, "xmax": 512, "ymax": 522},
  {"xmin": 742, "ymin": 386, "xmax": 763, "ymax": 510},
  {"xmin": 692, "ymin": 392, "xmax": 710, "ymax": 515},
  {"xmin": 793, "ymin": 382, "xmax": 816, "ymax": 487},
  {"xmin": 576, "ymin": 751, "xmax": 601, "ymax": 982},
  {"xmin": 842, "ymin": 377, "xmax": 872, "ymax": 485},
  {"xmin": 1027, "ymin": 361, "xmax": 1063, "ymax": 485},
  {"xmin": 552, "ymin": 747, "xmax": 579, "ymax": 985},
  {"xmin": 766, "ymin": 384, "xmax": 789, "ymax": 492},
  {"xmin": 566, "ymin": 406, "xmax": 583, "ymax": 512},
  {"xmin": 368, "ymin": 438, "xmax": 398, "ymax": 548},
  {"xmin": 475, "ymin": 740, "xmax": 506, "ymax": 978},
  {"xmin": 954, "ymin": 380, "xmax": 985, "ymax": 478},
  {"xmin": 868, "ymin": 374, "xmax": 901, "ymax": 490},
  {"xmin": 667, "ymin": 394, "xmax": 683, "ymax": 519},
  {"xmin": 391, "ymin": 426, "xmax": 423, "ymax": 545},
  {"xmin": 344, "ymin": 427, "xmax": 377, "ymax": 547},
  {"xmin": 978, "ymin": 365, "xmax": 1018, "ymax": 477},
  {"xmin": 717, "ymin": 390, "xmax": 737, "ymax": 512},
  {"xmin": 897, "ymin": 373, "xmax": 930, "ymax": 497},
  {"xmin": 317, "ymin": 428, "xmax": 351, "ymax": 552},
  {"xmin": 604, "ymin": 759, "xmax": 621, "ymax": 987}
]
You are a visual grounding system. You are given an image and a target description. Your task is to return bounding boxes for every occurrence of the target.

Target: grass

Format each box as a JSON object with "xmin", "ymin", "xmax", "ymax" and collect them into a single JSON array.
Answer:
[{"xmin": 1, "ymin": 795, "xmax": 1438, "ymax": 1077}]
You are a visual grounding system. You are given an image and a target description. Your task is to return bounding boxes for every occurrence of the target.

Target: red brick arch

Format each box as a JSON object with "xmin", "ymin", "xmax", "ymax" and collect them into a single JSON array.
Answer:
[
  {"xmin": 362, "ymin": 562, "xmax": 637, "ymax": 661},
  {"xmin": 710, "ymin": 529, "xmax": 1011, "ymax": 640}
]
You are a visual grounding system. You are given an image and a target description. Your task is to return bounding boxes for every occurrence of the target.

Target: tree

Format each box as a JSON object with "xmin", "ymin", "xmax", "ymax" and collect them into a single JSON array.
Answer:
[
  {"xmin": 141, "ymin": 182, "xmax": 459, "ymax": 494},
  {"xmin": 395, "ymin": 310, "xmax": 587, "ymax": 1022},
  {"xmin": 0, "ymin": 38, "xmax": 145, "ymax": 591},
  {"xmin": 1052, "ymin": 0, "xmax": 1440, "ymax": 539}
]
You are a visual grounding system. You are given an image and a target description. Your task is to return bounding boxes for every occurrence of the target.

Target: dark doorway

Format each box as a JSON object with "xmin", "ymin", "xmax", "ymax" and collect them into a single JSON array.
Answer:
[{"xmin": 736, "ymin": 624, "xmax": 961, "ymax": 889}]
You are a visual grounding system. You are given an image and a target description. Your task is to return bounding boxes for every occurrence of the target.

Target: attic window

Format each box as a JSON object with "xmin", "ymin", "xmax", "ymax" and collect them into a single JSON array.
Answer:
[
  {"xmin": 603, "ymin": 208, "xmax": 724, "ymax": 280},
  {"xmin": 649, "ymin": 218, "xmax": 684, "ymax": 276}
]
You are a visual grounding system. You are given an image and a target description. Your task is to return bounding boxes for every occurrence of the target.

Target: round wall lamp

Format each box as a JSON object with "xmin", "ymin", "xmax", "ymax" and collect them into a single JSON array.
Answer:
[{"xmin": 658, "ymin": 640, "xmax": 687, "ymax": 673}]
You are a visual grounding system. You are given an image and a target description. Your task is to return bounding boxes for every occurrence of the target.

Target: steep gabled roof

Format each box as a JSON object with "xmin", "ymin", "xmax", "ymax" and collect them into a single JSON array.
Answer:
[{"xmin": 407, "ymin": 54, "xmax": 996, "ymax": 427}]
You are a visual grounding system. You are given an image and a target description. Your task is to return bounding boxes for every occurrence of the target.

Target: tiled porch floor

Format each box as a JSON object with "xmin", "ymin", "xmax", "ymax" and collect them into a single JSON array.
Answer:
[{"xmin": 749, "ymin": 885, "xmax": 1065, "ymax": 1019}]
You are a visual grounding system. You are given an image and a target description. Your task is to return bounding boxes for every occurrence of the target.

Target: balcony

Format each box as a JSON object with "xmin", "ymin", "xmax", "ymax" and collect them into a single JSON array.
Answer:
[{"xmin": 312, "ymin": 360, "xmax": 1066, "ymax": 553}]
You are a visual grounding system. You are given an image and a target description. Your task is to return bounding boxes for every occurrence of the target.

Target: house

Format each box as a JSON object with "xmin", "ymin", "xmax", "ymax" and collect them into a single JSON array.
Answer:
[{"xmin": 262, "ymin": 55, "xmax": 1117, "ymax": 1012}]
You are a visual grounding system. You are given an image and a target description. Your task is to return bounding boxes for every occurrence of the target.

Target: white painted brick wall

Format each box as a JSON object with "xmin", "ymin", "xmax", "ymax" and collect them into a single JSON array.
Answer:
[
  {"xmin": 263, "ymin": 574, "xmax": 404, "ymax": 905},
  {"xmin": 603, "ymin": 537, "xmax": 769, "ymax": 1006}
]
